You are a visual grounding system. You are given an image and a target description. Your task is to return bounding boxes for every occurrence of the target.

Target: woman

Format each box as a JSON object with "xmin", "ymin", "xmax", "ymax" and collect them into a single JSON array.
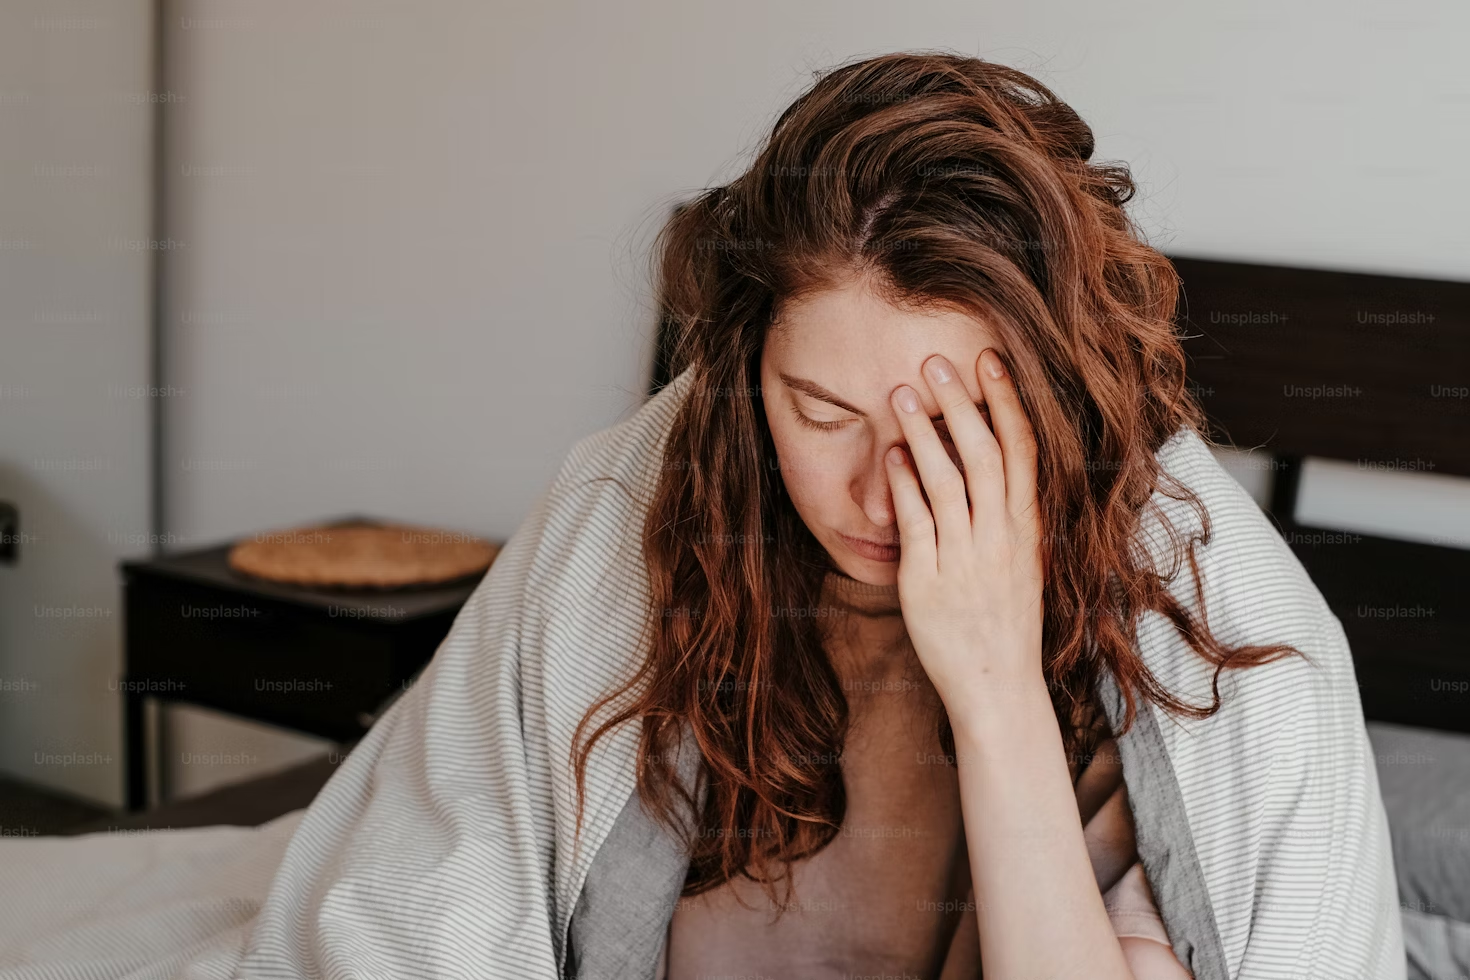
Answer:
[
  {"xmin": 563, "ymin": 51, "xmax": 1400, "ymax": 980},
  {"xmin": 575, "ymin": 50, "xmax": 1209, "ymax": 978},
  {"xmin": 0, "ymin": 51, "xmax": 1402, "ymax": 980}
]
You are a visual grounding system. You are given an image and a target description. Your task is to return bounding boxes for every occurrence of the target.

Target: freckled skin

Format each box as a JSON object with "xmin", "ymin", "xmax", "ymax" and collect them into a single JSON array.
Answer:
[
  {"xmin": 665, "ymin": 279, "xmax": 1006, "ymax": 979},
  {"xmin": 756, "ymin": 277, "xmax": 1005, "ymax": 589}
]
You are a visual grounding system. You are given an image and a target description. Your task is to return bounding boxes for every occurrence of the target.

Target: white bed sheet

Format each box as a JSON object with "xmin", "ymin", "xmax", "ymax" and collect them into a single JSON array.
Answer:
[{"xmin": 0, "ymin": 810, "xmax": 304, "ymax": 979}]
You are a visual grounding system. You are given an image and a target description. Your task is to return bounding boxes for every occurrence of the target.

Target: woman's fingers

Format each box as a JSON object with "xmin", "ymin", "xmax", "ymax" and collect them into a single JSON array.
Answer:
[
  {"xmin": 884, "ymin": 446, "xmax": 937, "ymax": 568},
  {"xmin": 975, "ymin": 349, "xmax": 1040, "ymax": 523},
  {"xmin": 920, "ymin": 354, "xmax": 1005, "ymax": 522},
  {"xmin": 890, "ymin": 384, "xmax": 971, "ymax": 554}
]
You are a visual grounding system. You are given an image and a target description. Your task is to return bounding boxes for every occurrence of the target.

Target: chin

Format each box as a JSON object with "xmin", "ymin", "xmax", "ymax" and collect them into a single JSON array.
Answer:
[{"xmin": 845, "ymin": 560, "xmax": 899, "ymax": 587}]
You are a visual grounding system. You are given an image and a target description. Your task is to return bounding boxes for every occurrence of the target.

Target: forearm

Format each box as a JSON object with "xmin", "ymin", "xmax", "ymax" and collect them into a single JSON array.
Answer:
[{"xmin": 951, "ymin": 676, "xmax": 1135, "ymax": 980}]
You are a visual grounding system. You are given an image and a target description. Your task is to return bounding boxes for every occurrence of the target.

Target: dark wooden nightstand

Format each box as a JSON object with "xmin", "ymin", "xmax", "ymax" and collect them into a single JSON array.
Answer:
[{"xmin": 119, "ymin": 517, "xmax": 491, "ymax": 810}]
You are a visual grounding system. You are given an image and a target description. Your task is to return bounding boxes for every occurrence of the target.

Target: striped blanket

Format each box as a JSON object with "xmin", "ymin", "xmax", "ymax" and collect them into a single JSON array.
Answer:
[{"xmin": 0, "ymin": 369, "xmax": 1405, "ymax": 979}]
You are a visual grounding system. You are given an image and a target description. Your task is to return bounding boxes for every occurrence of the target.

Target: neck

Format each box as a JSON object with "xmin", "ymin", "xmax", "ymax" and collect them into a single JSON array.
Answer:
[{"xmin": 817, "ymin": 568, "xmax": 917, "ymax": 689}]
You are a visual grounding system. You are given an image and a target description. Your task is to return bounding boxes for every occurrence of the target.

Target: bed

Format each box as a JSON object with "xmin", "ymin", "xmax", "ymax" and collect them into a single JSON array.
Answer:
[
  {"xmin": 90, "ymin": 255, "xmax": 1470, "ymax": 977},
  {"xmin": 1164, "ymin": 256, "xmax": 1470, "ymax": 979}
]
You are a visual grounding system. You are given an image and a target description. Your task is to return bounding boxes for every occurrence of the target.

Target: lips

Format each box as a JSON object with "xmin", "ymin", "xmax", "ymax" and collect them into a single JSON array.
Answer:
[{"xmin": 839, "ymin": 532, "xmax": 901, "ymax": 563}]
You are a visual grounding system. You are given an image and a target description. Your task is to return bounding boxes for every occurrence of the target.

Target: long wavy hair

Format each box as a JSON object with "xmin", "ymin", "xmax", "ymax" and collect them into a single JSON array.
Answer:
[{"xmin": 571, "ymin": 51, "xmax": 1306, "ymax": 910}]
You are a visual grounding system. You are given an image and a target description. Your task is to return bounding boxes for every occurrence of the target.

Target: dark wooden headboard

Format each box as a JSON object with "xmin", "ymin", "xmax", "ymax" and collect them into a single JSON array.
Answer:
[
  {"xmin": 647, "ymin": 256, "xmax": 1470, "ymax": 735},
  {"xmin": 1171, "ymin": 256, "xmax": 1469, "ymax": 735}
]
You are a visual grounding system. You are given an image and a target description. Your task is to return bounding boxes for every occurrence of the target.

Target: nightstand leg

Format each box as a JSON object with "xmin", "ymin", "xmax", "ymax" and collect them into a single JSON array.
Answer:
[{"xmin": 125, "ymin": 691, "xmax": 148, "ymax": 811}]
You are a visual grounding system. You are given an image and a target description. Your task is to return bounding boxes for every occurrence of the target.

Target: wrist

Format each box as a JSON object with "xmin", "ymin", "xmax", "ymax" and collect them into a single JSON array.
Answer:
[{"xmin": 946, "ymin": 673, "xmax": 1055, "ymax": 750}]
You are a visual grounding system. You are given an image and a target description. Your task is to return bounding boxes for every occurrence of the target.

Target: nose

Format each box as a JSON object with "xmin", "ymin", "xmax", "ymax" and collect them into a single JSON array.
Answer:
[{"xmin": 850, "ymin": 441, "xmax": 897, "ymax": 532}]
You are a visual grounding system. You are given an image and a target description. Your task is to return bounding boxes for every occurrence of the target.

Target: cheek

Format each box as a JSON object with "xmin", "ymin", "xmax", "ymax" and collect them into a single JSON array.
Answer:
[{"xmin": 767, "ymin": 426, "xmax": 857, "ymax": 516}]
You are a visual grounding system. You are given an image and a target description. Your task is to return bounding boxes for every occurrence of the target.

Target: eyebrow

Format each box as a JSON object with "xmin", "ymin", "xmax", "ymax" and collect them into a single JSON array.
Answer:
[{"xmin": 779, "ymin": 373, "xmax": 868, "ymax": 417}]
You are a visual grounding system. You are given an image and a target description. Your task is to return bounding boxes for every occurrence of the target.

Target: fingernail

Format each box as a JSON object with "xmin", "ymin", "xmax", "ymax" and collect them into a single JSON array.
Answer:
[
  {"xmin": 984, "ymin": 350, "xmax": 1007, "ymax": 380},
  {"xmin": 887, "ymin": 446, "xmax": 905, "ymax": 466},
  {"xmin": 925, "ymin": 356, "xmax": 953, "ymax": 384},
  {"xmin": 894, "ymin": 386, "xmax": 920, "ymax": 413}
]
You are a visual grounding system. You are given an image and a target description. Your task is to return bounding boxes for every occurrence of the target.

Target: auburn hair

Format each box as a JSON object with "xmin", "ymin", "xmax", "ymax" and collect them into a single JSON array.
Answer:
[{"xmin": 571, "ymin": 51, "xmax": 1305, "ymax": 911}]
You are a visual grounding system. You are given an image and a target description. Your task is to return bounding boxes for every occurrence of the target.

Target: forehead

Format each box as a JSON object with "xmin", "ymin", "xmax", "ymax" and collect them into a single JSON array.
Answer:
[{"xmin": 766, "ymin": 279, "xmax": 1004, "ymax": 405}]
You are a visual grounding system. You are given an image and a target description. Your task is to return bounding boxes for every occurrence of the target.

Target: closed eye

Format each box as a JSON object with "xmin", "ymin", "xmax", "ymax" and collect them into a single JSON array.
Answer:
[
  {"xmin": 791, "ymin": 404, "xmax": 851, "ymax": 432},
  {"xmin": 791, "ymin": 407, "xmax": 969, "ymax": 440}
]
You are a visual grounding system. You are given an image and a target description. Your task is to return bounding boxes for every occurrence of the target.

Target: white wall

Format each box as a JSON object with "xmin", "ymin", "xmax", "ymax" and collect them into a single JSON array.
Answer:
[
  {"xmin": 0, "ymin": 0, "xmax": 155, "ymax": 806},
  {"xmin": 149, "ymin": 0, "xmax": 1467, "ymax": 793}
]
